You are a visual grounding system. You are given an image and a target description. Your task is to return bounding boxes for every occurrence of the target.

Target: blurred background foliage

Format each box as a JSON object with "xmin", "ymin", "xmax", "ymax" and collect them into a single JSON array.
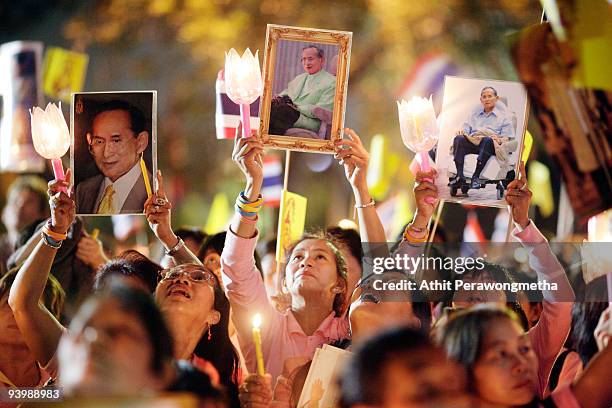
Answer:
[{"xmin": 0, "ymin": 0, "xmax": 545, "ymax": 235}]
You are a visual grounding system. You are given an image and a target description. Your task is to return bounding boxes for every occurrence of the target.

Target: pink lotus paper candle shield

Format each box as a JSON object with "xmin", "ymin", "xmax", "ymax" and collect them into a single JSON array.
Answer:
[
  {"xmin": 397, "ymin": 96, "xmax": 439, "ymax": 203},
  {"xmin": 224, "ymin": 48, "xmax": 263, "ymax": 138},
  {"xmin": 30, "ymin": 102, "xmax": 70, "ymax": 193}
]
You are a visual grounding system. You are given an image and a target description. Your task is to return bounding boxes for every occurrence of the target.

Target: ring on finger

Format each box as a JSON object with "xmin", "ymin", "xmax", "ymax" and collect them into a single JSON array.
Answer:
[{"xmin": 154, "ymin": 197, "xmax": 166, "ymax": 206}]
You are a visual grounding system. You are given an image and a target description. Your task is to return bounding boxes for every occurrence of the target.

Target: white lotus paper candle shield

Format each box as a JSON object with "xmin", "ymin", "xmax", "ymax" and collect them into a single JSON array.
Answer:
[
  {"xmin": 397, "ymin": 96, "xmax": 439, "ymax": 154},
  {"xmin": 397, "ymin": 96, "xmax": 439, "ymax": 203},
  {"xmin": 224, "ymin": 48, "xmax": 263, "ymax": 138},
  {"xmin": 30, "ymin": 102, "xmax": 70, "ymax": 191}
]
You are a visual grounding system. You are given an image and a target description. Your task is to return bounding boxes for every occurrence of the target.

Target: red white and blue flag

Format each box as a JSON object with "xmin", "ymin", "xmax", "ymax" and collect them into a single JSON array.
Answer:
[
  {"xmin": 215, "ymin": 69, "xmax": 260, "ymax": 139},
  {"xmin": 262, "ymin": 154, "xmax": 283, "ymax": 208},
  {"xmin": 397, "ymin": 51, "xmax": 458, "ymax": 110}
]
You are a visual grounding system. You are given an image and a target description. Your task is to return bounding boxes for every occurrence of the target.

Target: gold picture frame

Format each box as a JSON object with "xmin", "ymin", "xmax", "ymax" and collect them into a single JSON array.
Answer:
[{"xmin": 259, "ymin": 24, "xmax": 352, "ymax": 154}]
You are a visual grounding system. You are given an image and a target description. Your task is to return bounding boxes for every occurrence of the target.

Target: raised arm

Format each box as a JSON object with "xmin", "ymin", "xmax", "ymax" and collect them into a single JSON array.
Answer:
[
  {"xmin": 145, "ymin": 170, "xmax": 202, "ymax": 266},
  {"xmin": 222, "ymin": 123, "xmax": 279, "ymax": 372},
  {"xmin": 8, "ymin": 175, "xmax": 72, "ymax": 366},
  {"xmin": 507, "ymin": 162, "xmax": 574, "ymax": 397},
  {"xmin": 334, "ymin": 129, "xmax": 386, "ymax": 244}
]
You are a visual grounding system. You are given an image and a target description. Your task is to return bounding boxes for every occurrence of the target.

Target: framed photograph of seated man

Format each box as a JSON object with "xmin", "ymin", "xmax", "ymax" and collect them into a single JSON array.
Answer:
[
  {"xmin": 434, "ymin": 76, "xmax": 528, "ymax": 207},
  {"xmin": 70, "ymin": 91, "xmax": 157, "ymax": 215},
  {"xmin": 259, "ymin": 24, "xmax": 352, "ymax": 153}
]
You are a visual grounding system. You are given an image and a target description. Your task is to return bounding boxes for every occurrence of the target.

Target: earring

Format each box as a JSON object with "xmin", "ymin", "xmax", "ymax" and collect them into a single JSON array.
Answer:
[{"xmin": 208, "ymin": 326, "xmax": 212, "ymax": 341}]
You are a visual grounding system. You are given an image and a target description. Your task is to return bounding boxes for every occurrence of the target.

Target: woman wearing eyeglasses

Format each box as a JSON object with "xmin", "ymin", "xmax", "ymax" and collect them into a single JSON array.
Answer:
[{"xmin": 8, "ymin": 173, "xmax": 240, "ymax": 405}]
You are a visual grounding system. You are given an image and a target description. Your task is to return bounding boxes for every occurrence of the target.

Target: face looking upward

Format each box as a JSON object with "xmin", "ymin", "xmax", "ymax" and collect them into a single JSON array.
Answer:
[
  {"xmin": 155, "ymin": 264, "xmax": 220, "ymax": 326},
  {"xmin": 301, "ymin": 47, "xmax": 324, "ymax": 75},
  {"xmin": 87, "ymin": 109, "xmax": 149, "ymax": 182},
  {"xmin": 285, "ymin": 239, "xmax": 344, "ymax": 300}
]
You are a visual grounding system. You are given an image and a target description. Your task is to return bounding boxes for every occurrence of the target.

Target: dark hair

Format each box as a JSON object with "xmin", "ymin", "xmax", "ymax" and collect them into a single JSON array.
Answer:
[
  {"xmin": 481, "ymin": 86, "xmax": 498, "ymax": 96},
  {"xmin": 197, "ymin": 231, "xmax": 227, "ymax": 262},
  {"xmin": 93, "ymin": 257, "xmax": 158, "ymax": 293},
  {"xmin": 168, "ymin": 360, "xmax": 230, "ymax": 406},
  {"xmin": 570, "ymin": 276, "xmax": 608, "ymax": 366},
  {"xmin": 437, "ymin": 305, "xmax": 519, "ymax": 376},
  {"xmin": 0, "ymin": 267, "xmax": 65, "ymax": 320},
  {"xmin": 6, "ymin": 176, "xmax": 49, "ymax": 219},
  {"xmin": 302, "ymin": 45, "xmax": 324, "ymax": 59},
  {"xmin": 191, "ymin": 267, "xmax": 241, "ymax": 388},
  {"xmin": 285, "ymin": 231, "xmax": 348, "ymax": 317},
  {"xmin": 91, "ymin": 100, "xmax": 147, "ymax": 135},
  {"xmin": 340, "ymin": 326, "xmax": 432, "ymax": 408},
  {"xmin": 326, "ymin": 226, "xmax": 363, "ymax": 264},
  {"xmin": 198, "ymin": 231, "xmax": 264, "ymax": 281},
  {"xmin": 175, "ymin": 227, "xmax": 207, "ymax": 248},
  {"xmin": 117, "ymin": 249, "xmax": 162, "ymax": 292},
  {"xmin": 96, "ymin": 283, "xmax": 174, "ymax": 375}
]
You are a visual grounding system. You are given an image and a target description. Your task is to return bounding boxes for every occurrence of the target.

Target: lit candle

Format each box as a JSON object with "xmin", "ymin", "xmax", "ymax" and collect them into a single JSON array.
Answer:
[
  {"xmin": 30, "ymin": 102, "xmax": 71, "ymax": 194},
  {"xmin": 252, "ymin": 313, "xmax": 265, "ymax": 375},
  {"xmin": 139, "ymin": 156, "xmax": 152, "ymax": 198},
  {"xmin": 224, "ymin": 48, "xmax": 263, "ymax": 139}
]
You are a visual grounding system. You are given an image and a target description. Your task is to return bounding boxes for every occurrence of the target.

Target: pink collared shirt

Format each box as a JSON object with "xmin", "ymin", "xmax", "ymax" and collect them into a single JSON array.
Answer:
[{"xmin": 221, "ymin": 229, "xmax": 349, "ymax": 381}]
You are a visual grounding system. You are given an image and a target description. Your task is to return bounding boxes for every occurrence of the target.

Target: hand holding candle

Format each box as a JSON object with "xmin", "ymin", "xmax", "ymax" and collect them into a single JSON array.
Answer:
[
  {"xmin": 397, "ymin": 96, "xmax": 439, "ymax": 204},
  {"xmin": 30, "ymin": 102, "xmax": 71, "ymax": 194},
  {"xmin": 252, "ymin": 313, "xmax": 265, "ymax": 375},
  {"xmin": 224, "ymin": 48, "xmax": 263, "ymax": 139}
]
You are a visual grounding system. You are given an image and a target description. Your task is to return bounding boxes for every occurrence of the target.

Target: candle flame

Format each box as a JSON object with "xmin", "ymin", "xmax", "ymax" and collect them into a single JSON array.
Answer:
[{"xmin": 253, "ymin": 313, "xmax": 262, "ymax": 329}]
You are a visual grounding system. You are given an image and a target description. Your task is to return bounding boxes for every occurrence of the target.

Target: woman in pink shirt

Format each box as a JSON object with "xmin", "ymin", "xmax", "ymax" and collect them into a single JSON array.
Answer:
[
  {"xmin": 438, "ymin": 304, "xmax": 611, "ymax": 408},
  {"xmin": 220, "ymin": 126, "xmax": 349, "ymax": 381}
]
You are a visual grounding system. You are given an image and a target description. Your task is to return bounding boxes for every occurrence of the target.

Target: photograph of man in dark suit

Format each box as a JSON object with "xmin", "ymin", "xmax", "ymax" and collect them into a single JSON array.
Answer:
[{"xmin": 75, "ymin": 100, "xmax": 152, "ymax": 214}]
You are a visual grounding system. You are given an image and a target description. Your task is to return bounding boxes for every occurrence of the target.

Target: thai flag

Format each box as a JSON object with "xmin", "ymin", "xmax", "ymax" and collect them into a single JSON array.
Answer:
[
  {"xmin": 215, "ymin": 69, "xmax": 260, "ymax": 139},
  {"xmin": 397, "ymin": 51, "xmax": 458, "ymax": 110},
  {"xmin": 262, "ymin": 154, "xmax": 283, "ymax": 207}
]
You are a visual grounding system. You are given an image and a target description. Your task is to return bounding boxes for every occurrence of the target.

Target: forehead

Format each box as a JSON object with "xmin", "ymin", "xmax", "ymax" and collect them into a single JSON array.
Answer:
[
  {"xmin": 293, "ymin": 238, "xmax": 333, "ymax": 253},
  {"xmin": 73, "ymin": 298, "xmax": 140, "ymax": 331},
  {"xmin": 92, "ymin": 109, "xmax": 131, "ymax": 132},
  {"xmin": 482, "ymin": 318, "xmax": 525, "ymax": 346},
  {"xmin": 481, "ymin": 89, "xmax": 496, "ymax": 97},
  {"xmin": 302, "ymin": 47, "xmax": 320, "ymax": 58}
]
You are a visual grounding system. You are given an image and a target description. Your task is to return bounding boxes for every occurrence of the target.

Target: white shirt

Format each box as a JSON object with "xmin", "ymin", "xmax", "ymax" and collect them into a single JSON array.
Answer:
[{"xmin": 95, "ymin": 162, "xmax": 142, "ymax": 212}]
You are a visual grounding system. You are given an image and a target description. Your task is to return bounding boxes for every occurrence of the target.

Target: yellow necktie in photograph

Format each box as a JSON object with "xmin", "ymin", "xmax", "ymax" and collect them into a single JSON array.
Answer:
[{"xmin": 97, "ymin": 184, "xmax": 116, "ymax": 214}]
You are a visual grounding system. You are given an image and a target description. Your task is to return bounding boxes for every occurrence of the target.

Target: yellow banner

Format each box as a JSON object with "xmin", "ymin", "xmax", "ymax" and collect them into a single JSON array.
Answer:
[
  {"xmin": 276, "ymin": 190, "xmax": 307, "ymax": 262},
  {"xmin": 43, "ymin": 47, "xmax": 89, "ymax": 102},
  {"xmin": 205, "ymin": 192, "xmax": 231, "ymax": 234},
  {"xmin": 521, "ymin": 130, "xmax": 533, "ymax": 163}
]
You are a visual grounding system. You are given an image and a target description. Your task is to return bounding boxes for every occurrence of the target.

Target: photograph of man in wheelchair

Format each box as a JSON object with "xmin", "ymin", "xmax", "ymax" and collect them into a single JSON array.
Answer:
[{"xmin": 448, "ymin": 86, "xmax": 519, "ymax": 199}]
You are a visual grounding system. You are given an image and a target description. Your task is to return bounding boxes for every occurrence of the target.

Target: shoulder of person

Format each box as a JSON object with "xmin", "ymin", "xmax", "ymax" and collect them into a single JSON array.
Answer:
[
  {"xmin": 320, "ymin": 69, "xmax": 336, "ymax": 83},
  {"xmin": 76, "ymin": 173, "xmax": 104, "ymax": 194}
]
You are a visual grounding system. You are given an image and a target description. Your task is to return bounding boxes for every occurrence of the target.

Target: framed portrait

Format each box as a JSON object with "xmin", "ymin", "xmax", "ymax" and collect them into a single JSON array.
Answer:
[
  {"xmin": 434, "ymin": 76, "xmax": 528, "ymax": 207},
  {"xmin": 70, "ymin": 91, "xmax": 157, "ymax": 216},
  {"xmin": 259, "ymin": 24, "xmax": 352, "ymax": 153}
]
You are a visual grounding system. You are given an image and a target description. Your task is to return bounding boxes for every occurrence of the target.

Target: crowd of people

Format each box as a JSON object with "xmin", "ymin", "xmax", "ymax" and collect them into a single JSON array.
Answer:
[{"xmin": 0, "ymin": 122, "xmax": 610, "ymax": 408}]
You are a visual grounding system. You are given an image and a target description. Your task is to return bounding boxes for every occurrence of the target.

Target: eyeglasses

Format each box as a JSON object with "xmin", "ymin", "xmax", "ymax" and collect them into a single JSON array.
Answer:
[{"xmin": 160, "ymin": 268, "xmax": 216, "ymax": 286}]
